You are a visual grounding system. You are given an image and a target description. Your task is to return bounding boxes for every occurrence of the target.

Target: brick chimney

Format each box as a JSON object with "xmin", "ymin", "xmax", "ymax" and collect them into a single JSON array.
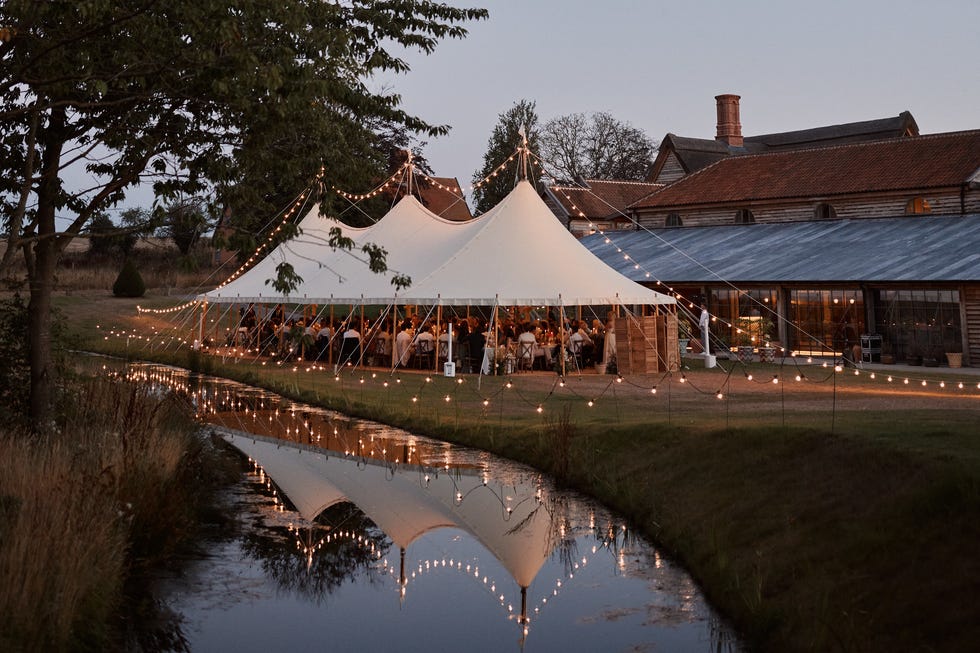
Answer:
[{"xmin": 715, "ymin": 94, "xmax": 743, "ymax": 147}]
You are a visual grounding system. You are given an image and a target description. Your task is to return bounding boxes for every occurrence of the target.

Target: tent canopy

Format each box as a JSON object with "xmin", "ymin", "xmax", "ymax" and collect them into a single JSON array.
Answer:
[{"xmin": 200, "ymin": 181, "xmax": 674, "ymax": 308}]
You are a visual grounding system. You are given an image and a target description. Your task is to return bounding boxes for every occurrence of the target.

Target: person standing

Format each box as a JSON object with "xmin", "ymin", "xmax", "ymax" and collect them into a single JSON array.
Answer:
[{"xmin": 394, "ymin": 320, "xmax": 414, "ymax": 368}]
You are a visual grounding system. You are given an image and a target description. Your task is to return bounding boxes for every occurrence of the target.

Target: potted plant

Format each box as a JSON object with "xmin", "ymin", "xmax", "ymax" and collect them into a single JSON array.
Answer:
[
  {"xmin": 880, "ymin": 341, "xmax": 895, "ymax": 365},
  {"xmin": 944, "ymin": 328, "xmax": 963, "ymax": 367},
  {"xmin": 905, "ymin": 343, "xmax": 922, "ymax": 366},
  {"xmin": 946, "ymin": 342, "xmax": 963, "ymax": 368},
  {"xmin": 677, "ymin": 316, "xmax": 693, "ymax": 358},
  {"xmin": 756, "ymin": 316, "xmax": 777, "ymax": 363},
  {"xmin": 733, "ymin": 318, "xmax": 756, "ymax": 362}
]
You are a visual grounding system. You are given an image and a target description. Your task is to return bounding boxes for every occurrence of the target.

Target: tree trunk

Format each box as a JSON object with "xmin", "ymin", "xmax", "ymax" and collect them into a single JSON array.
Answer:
[
  {"xmin": 28, "ymin": 241, "xmax": 56, "ymax": 432},
  {"xmin": 27, "ymin": 106, "xmax": 67, "ymax": 433}
]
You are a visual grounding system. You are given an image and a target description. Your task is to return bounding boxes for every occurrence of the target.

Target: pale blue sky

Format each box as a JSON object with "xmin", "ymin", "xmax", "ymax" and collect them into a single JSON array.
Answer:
[
  {"xmin": 87, "ymin": 0, "xmax": 977, "ymax": 215},
  {"xmin": 379, "ymin": 0, "xmax": 979, "ymax": 187}
]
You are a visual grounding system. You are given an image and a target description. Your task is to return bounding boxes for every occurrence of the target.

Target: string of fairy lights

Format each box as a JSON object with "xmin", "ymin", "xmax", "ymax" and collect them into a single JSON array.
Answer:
[
  {"xmin": 244, "ymin": 447, "xmax": 634, "ymax": 641},
  {"xmin": 135, "ymin": 177, "xmax": 321, "ymax": 316},
  {"xmin": 128, "ymin": 362, "xmax": 638, "ymax": 641},
  {"xmin": 119, "ymin": 144, "xmax": 980, "ymax": 406}
]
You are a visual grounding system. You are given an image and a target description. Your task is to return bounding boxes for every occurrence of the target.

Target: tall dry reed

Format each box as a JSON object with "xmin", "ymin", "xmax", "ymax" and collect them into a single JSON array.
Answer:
[{"xmin": 0, "ymin": 377, "xmax": 202, "ymax": 651}]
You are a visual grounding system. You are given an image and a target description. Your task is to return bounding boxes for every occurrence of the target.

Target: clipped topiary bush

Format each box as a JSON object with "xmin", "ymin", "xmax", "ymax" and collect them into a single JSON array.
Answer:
[{"xmin": 112, "ymin": 259, "xmax": 145, "ymax": 297}]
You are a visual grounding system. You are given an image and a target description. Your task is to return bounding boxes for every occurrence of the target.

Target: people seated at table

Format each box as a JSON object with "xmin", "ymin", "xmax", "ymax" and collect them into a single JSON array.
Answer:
[
  {"xmin": 394, "ymin": 320, "xmax": 414, "ymax": 368},
  {"xmin": 337, "ymin": 318, "xmax": 362, "ymax": 368},
  {"xmin": 371, "ymin": 324, "xmax": 392, "ymax": 366},
  {"xmin": 466, "ymin": 320, "xmax": 486, "ymax": 373},
  {"xmin": 414, "ymin": 324, "xmax": 436, "ymax": 368},
  {"xmin": 576, "ymin": 320, "xmax": 596, "ymax": 366},
  {"xmin": 314, "ymin": 320, "xmax": 333, "ymax": 361},
  {"xmin": 270, "ymin": 303, "xmax": 285, "ymax": 327},
  {"xmin": 437, "ymin": 325, "xmax": 453, "ymax": 362},
  {"xmin": 516, "ymin": 323, "xmax": 540, "ymax": 370},
  {"xmin": 568, "ymin": 320, "xmax": 595, "ymax": 367}
]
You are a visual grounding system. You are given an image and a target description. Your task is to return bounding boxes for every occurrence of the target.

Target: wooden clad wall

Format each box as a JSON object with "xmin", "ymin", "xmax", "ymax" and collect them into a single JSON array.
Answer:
[
  {"xmin": 614, "ymin": 314, "xmax": 679, "ymax": 374},
  {"xmin": 635, "ymin": 188, "xmax": 975, "ymax": 229},
  {"xmin": 963, "ymin": 286, "xmax": 980, "ymax": 367}
]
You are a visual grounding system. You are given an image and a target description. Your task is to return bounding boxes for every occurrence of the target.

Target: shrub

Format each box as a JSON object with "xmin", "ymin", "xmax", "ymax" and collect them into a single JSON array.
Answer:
[
  {"xmin": 0, "ymin": 295, "xmax": 30, "ymax": 422},
  {"xmin": 112, "ymin": 259, "xmax": 146, "ymax": 297}
]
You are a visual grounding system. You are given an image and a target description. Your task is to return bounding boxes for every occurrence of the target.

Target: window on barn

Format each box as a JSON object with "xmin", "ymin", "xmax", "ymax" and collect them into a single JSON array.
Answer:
[
  {"xmin": 814, "ymin": 203, "xmax": 837, "ymax": 220},
  {"xmin": 905, "ymin": 197, "xmax": 931, "ymax": 215},
  {"xmin": 666, "ymin": 213, "xmax": 683, "ymax": 227},
  {"xmin": 734, "ymin": 208, "xmax": 755, "ymax": 224}
]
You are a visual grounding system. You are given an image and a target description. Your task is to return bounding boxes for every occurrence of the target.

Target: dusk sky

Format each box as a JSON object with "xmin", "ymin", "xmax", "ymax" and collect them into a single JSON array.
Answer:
[
  {"xmin": 89, "ymin": 0, "xmax": 978, "ymax": 215},
  {"xmin": 377, "ymin": 0, "xmax": 979, "ymax": 191}
]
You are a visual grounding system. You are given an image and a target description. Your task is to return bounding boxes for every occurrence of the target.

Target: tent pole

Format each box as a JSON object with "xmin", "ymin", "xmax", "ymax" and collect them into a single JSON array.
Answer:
[
  {"xmin": 559, "ymin": 294, "xmax": 566, "ymax": 379},
  {"xmin": 359, "ymin": 298, "xmax": 365, "ymax": 367},
  {"xmin": 198, "ymin": 301, "xmax": 206, "ymax": 348},
  {"xmin": 389, "ymin": 304, "xmax": 396, "ymax": 370},
  {"xmin": 436, "ymin": 300, "xmax": 443, "ymax": 372}
]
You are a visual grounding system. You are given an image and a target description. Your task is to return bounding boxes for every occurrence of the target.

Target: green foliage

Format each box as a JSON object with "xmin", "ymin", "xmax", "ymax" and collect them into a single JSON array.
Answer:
[
  {"xmin": 266, "ymin": 261, "xmax": 304, "ymax": 297},
  {"xmin": 158, "ymin": 199, "xmax": 210, "ymax": 256},
  {"xmin": 471, "ymin": 99, "xmax": 541, "ymax": 214},
  {"xmin": 112, "ymin": 259, "xmax": 146, "ymax": 298},
  {"xmin": 0, "ymin": 0, "xmax": 485, "ymax": 424},
  {"xmin": 0, "ymin": 295, "xmax": 30, "ymax": 421}
]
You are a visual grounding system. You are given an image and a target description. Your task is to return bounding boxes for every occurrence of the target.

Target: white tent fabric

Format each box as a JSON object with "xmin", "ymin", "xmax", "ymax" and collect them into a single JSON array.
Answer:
[
  {"xmin": 200, "ymin": 181, "xmax": 674, "ymax": 308},
  {"xmin": 223, "ymin": 431, "xmax": 553, "ymax": 588}
]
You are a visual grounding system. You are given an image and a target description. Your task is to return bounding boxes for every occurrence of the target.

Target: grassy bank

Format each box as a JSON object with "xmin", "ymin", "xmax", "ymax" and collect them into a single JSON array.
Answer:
[
  {"xmin": 60, "ymin": 291, "xmax": 980, "ymax": 652},
  {"xmin": 0, "ymin": 376, "xmax": 232, "ymax": 652}
]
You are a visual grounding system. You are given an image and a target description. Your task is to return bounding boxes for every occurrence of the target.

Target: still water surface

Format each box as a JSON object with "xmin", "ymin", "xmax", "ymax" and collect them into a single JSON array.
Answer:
[{"xmin": 122, "ymin": 363, "xmax": 742, "ymax": 652}]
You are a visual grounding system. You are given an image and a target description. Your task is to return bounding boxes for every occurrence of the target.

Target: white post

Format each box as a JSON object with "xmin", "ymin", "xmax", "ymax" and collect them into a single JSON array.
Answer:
[
  {"xmin": 700, "ymin": 306, "xmax": 716, "ymax": 368},
  {"xmin": 443, "ymin": 322, "xmax": 455, "ymax": 377}
]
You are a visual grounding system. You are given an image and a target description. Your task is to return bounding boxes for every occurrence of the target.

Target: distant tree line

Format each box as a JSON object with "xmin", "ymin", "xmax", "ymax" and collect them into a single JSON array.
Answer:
[{"xmin": 471, "ymin": 99, "xmax": 659, "ymax": 213}]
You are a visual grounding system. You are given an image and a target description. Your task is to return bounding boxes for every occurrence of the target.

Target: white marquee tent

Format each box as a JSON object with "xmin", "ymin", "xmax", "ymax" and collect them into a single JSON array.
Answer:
[{"xmin": 198, "ymin": 180, "xmax": 674, "ymax": 309}]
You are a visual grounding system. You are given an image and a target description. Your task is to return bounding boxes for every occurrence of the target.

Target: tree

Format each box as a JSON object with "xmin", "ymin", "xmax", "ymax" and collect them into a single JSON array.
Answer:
[
  {"xmin": 539, "ymin": 111, "xmax": 658, "ymax": 182},
  {"xmin": 85, "ymin": 212, "xmax": 123, "ymax": 259},
  {"xmin": 471, "ymin": 100, "xmax": 540, "ymax": 215},
  {"xmin": 160, "ymin": 198, "xmax": 210, "ymax": 259},
  {"xmin": 84, "ymin": 208, "xmax": 154, "ymax": 260},
  {"xmin": 117, "ymin": 207, "xmax": 156, "ymax": 258},
  {"xmin": 112, "ymin": 258, "xmax": 145, "ymax": 298},
  {"xmin": 0, "ymin": 0, "xmax": 487, "ymax": 430}
]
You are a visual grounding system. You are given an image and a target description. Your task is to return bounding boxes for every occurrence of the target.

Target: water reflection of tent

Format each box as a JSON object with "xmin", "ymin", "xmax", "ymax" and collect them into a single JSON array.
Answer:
[{"xmin": 222, "ymin": 430, "xmax": 554, "ymax": 591}]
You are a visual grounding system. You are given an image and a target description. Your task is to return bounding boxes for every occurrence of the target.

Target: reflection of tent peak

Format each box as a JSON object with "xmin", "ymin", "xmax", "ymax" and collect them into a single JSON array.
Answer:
[{"xmin": 222, "ymin": 430, "xmax": 554, "ymax": 589}]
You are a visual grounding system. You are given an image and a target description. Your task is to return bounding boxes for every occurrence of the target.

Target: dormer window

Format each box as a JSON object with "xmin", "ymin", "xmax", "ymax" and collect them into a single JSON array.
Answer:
[
  {"xmin": 814, "ymin": 203, "xmax": 837, "ymax": 220},
  {"xmin": 734, "ymin": 208, "xmax": 755, "ymax": 224},
  {"xmin": 905, "ymin": 197, "xmax": 931, "ymax": 215},
  {"xmin": 666, "ymin": 212, "xmax": 683, "ymax": 227}
]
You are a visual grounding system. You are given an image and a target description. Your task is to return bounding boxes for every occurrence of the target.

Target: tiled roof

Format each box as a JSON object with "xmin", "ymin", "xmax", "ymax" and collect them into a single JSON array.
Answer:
[
  {"xmin": 417, "ymin": 176, "xmax": 473, "ymax": 221},
  {"xmin": 649, "ymin": 112, "xmax": 919, "ymax": 179},
  {"xmin": 549, "ymin": 179, "xmax": 664, "ymax": 219},
  {"xmin": 384, "ymin": 175, "xmax": 472, "ymax": 221},
  {"xmin": 634, "ymin": 130, "xmax": 980, "ymax": 209},
  {"xmin": 744, "ymin": 111, "xmax": 919, "ymax": 150},
  {"xmin": 582, "ymin": 214, "xmax": 980, "ymax": 283}
]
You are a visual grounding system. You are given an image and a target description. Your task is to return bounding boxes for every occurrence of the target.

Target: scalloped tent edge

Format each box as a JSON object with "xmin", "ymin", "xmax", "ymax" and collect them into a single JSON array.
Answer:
[{"xmin": 198, "ymin": 181, "xmax": 675, "ymax": 309}]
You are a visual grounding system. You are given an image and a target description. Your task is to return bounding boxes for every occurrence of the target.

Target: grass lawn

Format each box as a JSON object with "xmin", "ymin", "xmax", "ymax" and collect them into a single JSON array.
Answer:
[{"xmin": 56, "ymin": 289, "xmax": 980, "ymax": 652}]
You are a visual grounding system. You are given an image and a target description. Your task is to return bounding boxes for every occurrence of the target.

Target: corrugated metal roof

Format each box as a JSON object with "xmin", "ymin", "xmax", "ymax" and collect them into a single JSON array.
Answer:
[{"xmin": 583, "ymin": 215, "xmax": 980, "ymax": 284}]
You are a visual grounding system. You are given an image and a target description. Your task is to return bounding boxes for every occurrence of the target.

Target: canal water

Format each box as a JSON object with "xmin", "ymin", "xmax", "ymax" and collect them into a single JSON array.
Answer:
[{"xmin": 120, "ymin": 363, "xmax": 742, "ymax": 652}]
